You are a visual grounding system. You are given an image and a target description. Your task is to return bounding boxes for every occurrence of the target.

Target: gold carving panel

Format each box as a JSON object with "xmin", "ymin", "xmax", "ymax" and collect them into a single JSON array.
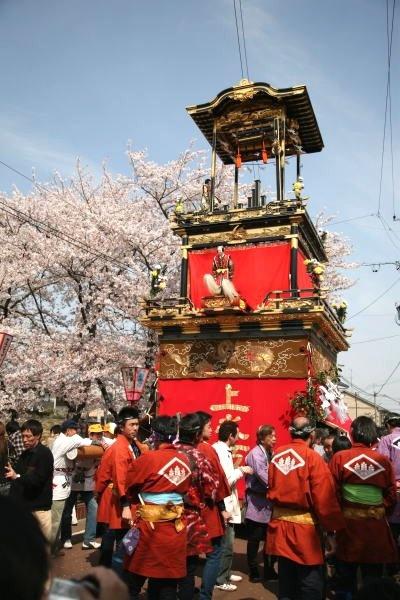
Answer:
[
  {"xmin": 188, "ymin": 225, "xmax": 290, "ymax": 246},
  {"xmin": 159, "ymin": 338, "xmax": 308, "ymax": 379},
  {"xmin": 311, "ymin": 344, "xmax": 335, "ymax": 374}
]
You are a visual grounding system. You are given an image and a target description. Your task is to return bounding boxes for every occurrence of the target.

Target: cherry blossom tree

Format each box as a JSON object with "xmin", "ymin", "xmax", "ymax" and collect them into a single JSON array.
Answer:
[
  {"xmin": 0, "ymin": 149, "xmax": 239, "ymax": 416},
  {"xmin": 315, "ymin": 212, "xmax": 357, "ymax": 302}
]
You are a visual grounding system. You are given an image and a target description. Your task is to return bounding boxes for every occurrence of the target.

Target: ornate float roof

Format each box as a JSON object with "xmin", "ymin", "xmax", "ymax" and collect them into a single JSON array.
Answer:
[{"xmin": 186, "ymin": 79, "xmax": 324, "ymax": 165}]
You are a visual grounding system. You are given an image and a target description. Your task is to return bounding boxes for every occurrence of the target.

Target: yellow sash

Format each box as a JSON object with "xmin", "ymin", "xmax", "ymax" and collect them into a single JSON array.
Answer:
[
  {"xmin": 343, "ymin": 506, "xmax": 385, "ymax": 520},
  {"xmin": 137, "ymin": 503, "xmax": 185, "ymax": 532},
  {"xmin": 273, "ymin": 506, "xmax": 317, "ymax": 525}
]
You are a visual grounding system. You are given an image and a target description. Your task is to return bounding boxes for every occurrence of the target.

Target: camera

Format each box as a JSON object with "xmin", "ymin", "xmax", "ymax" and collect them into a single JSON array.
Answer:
[
  {"xmin": 73, "ymin": 469, "xmax": 85, "ymax": 484},
  {"xmin": 49, "ymin": 576, "xmax": 100, "ymax": 599}
]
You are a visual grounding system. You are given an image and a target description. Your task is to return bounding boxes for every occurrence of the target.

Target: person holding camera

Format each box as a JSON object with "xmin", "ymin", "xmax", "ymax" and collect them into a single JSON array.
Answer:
[
  {"xmin": 60, "ymin": 423, "xmax": 104, "ymax": 550},
  {"xmin": 5, "ymin": 419, "xmax": 53, "ymax": 539}
]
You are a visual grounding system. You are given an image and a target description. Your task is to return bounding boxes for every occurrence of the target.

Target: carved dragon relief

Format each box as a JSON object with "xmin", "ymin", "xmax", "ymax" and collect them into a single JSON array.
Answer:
[{"xmin": 159, "ymin": 338, "xmax": 307, "ymax": 379}]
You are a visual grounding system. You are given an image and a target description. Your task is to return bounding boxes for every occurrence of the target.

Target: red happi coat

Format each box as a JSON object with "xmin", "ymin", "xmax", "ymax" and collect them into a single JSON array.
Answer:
[
  {"xmin": 267, "ymin": 439, "xmax": 345, "ymax": 565},
  {"xmin": 108, "ymin": 435, "xmax": 136, "ymax": 530},
  {"xmin": 329, "ymin": 443, "xmax": 398, "ymax": 563},
  {"xmin": 95, "ymin": 446, "xmax": 114, "ymax": 525},
  {"xmin": 175, "ymin": 442, "xmax": 219, "ymax": 555},
  {"xmin": 197, "ymin": 441, "xmax": 230, "ymax": 539},
  {"xmin": 124, "ymin": 445, "xmax": 191, "ymax": 579}
]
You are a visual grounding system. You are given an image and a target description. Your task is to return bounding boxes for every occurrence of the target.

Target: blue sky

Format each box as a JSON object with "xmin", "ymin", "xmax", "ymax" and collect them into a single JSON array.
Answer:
[{"xmin": 1, "ymin": 0, "xmax": 400, "ymax": 409}]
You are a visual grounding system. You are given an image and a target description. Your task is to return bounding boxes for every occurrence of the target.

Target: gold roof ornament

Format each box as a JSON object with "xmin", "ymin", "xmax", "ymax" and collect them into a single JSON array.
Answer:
[{"xmin": 230, "ymin": 78, "xmax": 256, "ymax": 101}]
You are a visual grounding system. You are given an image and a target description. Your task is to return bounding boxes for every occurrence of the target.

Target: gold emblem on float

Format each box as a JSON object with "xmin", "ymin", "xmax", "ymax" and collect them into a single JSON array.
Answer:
[{"xmin": 211, "ymin": 384, "xmax": 250, "ymax": 465}]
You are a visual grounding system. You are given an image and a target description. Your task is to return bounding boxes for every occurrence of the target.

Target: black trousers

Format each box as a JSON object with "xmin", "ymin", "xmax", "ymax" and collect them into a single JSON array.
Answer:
[
  {"xmin": 388, "ymin": 522, "xmax": 400, "ymax": 575},
  {"xmin": 178, "ymin": 555, "xmax": 198, "ymax": 600},
  {"xmin": 246, "ymin": 518, "xmax": 274, "ymax": 575},
  {"xmin": 335, "ymin": 561, "xmax": 384, "ymax": 597},
  {"xmin": 277, "ymin": 556, "xmax": 324, "ymax": 600},
  {"xmin": 124, "ymin": 571, "xmax": 179, "ymax": 600}
]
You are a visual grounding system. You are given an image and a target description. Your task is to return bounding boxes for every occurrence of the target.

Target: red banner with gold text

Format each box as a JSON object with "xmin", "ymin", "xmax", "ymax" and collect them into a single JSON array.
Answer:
[{"xmin": 158, "ymin": 378, "xmax": 307, "ymax": 456}]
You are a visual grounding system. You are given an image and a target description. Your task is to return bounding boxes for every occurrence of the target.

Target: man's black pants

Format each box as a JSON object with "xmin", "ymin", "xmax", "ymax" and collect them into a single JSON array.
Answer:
[
  {"xmin": 335, "ymin": 560, "xmax": 384, "ymax": 596},
  {"xmin": 124, "ymin": 571, "xmax": 179, "ymax": 600},
  {"xmin": 278, "ymin": 556, "xmax": 324, "ymax": 600}
]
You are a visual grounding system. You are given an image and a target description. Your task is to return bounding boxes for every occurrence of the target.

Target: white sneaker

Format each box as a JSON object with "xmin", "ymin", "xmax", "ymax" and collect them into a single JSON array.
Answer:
[
  {"xmin": 82, "ymin": 541, "xmax": 101, "ymax": 549},
  {"xmin": 63, "ymin": 540, "xmax": 72, "ymax": 549},
  {"xmin": 214, "ymin": 583, "xmax": 237, "ymax": 591},
  {"xmin": 229, "ymin": 574, "xmax": 243, "ymax": 582}
]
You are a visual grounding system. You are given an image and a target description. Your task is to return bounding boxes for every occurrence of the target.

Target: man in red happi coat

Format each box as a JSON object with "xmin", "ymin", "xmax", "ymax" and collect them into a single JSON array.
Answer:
[
  {"xmin": 329, "ymin": 416, "xmax": 398, "ymax": 596},
  {"xmin": 124, "ymin": 416, "xmax": 192, "ymax": 600},
  {"xmin": 108, "ymin": 407, "xmax": 145, "ymax": 529},
  {"xmin": 175, "ymin": 413, "xmax": 220, "ymax": 600},
  {"xmin": 267, "ymin": 416, "xmax": 345, "ymax": 600},
  {"xmin": 105, "ymin": 406, "xmax": 146, "ymax": 576},
  {"xmin": 196, "ymin": 411, "xmax": 232, "ymax": 600}
]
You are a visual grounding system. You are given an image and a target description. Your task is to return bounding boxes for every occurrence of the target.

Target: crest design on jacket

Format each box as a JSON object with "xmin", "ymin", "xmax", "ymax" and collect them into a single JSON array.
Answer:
[
  {"xmin": 271, "ymin": 448, "xmax": 305, "ymax": 475},
  {"xmin": 158, "ymin": 457, "xmax": 191, "ymax": 486},
  {"xmin": 343, "ymin": 454, "xmax": 384, "ymax": 480},
  {"xmin": 391, "ymin": 436, "xmax": 400, "ymax": 450}
]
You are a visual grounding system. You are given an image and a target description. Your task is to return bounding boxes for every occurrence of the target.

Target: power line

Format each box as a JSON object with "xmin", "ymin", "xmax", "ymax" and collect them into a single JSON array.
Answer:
[
  {"xmin": 233, "ymin": 0, "xmax": 244, "ymax": 78},
  {"xmin": 347, "ymin": 276, "xmax": 400, "ymax": 320},
  {"xmin": 341, "ymin": 375, "xmax": 400, "ymax": 407},
  {"xmin": 351, "ymin": 334, "xmax": 400, "ymax": 344},
  {"xmin": 386, "ymin": 0, "xmax": 397, "ymax": 219},
  {"xmin": 238, "ymin": 0, "xmax": 250, "ymax": 80},
  {"xmin": 0, "ymin": 159, "xmax": 47, "ymax": 188},
  {"xmin": 376, "ymin": 357, "xmax": 400, "ymax": 395},
  {"xmin": 377, "ymin": 0, "xmax": 396, "ymax": 216},
  {"xmin": 0, "ymin": 157, "xmax": 175, "ymax": 276},
  {"xmin": 360, "ymin": 260, "xmax": 400, "ymax": 272},
  {"xmin": 377, "ymin": 213, "xmax": 400, "ymax": 251},
  {"xmin": 0, "ymin": 198, "xmax": 138, "ymax": 275},
  {"xmin": 327, "ymin": 213, "xmax": 376, "ymax": 227}
]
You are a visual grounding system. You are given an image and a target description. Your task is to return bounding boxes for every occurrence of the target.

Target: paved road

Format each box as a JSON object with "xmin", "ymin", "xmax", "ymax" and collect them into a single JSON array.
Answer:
[{"xmin": 52, "ymin": 525, "xmax": 278, "ymax": 599}]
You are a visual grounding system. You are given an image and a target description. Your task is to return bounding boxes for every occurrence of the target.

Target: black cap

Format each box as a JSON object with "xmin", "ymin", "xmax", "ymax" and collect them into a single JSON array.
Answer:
[{"xmin": 61, "ymin": 419, "xmax": 79, "ymax": 432}]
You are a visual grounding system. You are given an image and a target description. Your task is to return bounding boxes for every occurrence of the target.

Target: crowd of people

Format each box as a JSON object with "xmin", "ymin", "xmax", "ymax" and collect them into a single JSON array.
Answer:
[{"xmin": 1, "ymin": 409, "xmax": 400, "ymax": 600}]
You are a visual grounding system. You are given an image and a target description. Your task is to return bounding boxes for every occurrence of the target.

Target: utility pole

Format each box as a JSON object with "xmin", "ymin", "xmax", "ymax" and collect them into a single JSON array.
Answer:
[{"xmin": 373, "ymin": 389, "xmax": 377, "ymax": 423}]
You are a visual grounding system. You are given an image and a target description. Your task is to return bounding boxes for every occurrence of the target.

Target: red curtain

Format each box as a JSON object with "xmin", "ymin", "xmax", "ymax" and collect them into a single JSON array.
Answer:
[
  {"xmin": 188, "ymin": 244, "xmax": 314, "ymax": 309},
  {"xmin": 297, "ymin": 250, "xmax": 313, "ymax": 293},
  {"xmin": 188, "ymin": 243, "xmax": 290, "ymax": 309},
  {"xmin": 158, "ymin": 378, "xmax": 307, "ymax": 450}
]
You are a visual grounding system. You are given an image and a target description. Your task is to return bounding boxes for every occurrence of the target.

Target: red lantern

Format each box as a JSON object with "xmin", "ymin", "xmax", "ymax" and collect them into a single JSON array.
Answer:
[
  {"xmin": 261, "ymin": 139, "xmax": 268, "ymax": 164},
  {"xmin": 121, "ymin": 366, "xmax": 150, "ymax": 404},
  {"xmin": 235, "ymin": 145, "xmax": 242, "ymax": 168}
]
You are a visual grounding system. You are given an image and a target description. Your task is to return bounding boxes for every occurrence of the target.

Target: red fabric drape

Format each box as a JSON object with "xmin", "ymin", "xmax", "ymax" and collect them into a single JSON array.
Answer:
[
  {"xmin": 297, "ymin": 250, "xmax": 313, "ymax": 292},
  {"xmin": 158, "ymin": 378, "xmax": 307, "ymax": 449},
  {"xmin": 188, "ymin": 244, "xmax": 314, "ymax": 309},
  {"xmin": 188, "ymin": 243, "xmax": 290, "ymax": 309}
]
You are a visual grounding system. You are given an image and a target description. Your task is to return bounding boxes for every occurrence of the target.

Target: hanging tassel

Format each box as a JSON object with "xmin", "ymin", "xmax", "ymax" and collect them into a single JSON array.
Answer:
[
  {"xmin": 262, "ymin": 138, "xmax": 268, "ymax": 164},
  {"xmin": 235, "ymin": 145, "xmax": 242, "ymax": 168}
]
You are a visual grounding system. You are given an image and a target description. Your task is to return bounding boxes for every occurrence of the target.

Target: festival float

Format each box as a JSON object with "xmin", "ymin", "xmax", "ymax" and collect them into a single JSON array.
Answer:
[{"xmin": 141, "ymin": 78, "xmax": 352, "ymax": 459}]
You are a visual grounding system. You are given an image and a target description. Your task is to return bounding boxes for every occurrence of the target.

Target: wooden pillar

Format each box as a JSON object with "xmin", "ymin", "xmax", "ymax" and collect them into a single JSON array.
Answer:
[
  {"xmin": 280, "ymin": 119, "xmax": 286, "ymax": 201},
  {"xmin": 210, "ymin": 120, "xmax": 217, "ymax": 212},
  {"xmin": 296, "ymin": 153, "xmax": 301, "ymax": 179},
  {"xmin": 290, "ymin": 223, "xmax": 299, "ymax": 297},
  {"xmin": 274, "ymin": 117, "xmax": 281, "ymax": 202},
  {"xmin": 180, "ymin": 235, "xmax": 189, "ymax": 300}
]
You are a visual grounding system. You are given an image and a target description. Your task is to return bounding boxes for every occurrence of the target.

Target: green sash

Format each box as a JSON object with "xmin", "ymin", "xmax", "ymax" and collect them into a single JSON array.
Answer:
[{"xmin": 342, "ymin": 483, "xmax": 383, "ymax": 506}]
